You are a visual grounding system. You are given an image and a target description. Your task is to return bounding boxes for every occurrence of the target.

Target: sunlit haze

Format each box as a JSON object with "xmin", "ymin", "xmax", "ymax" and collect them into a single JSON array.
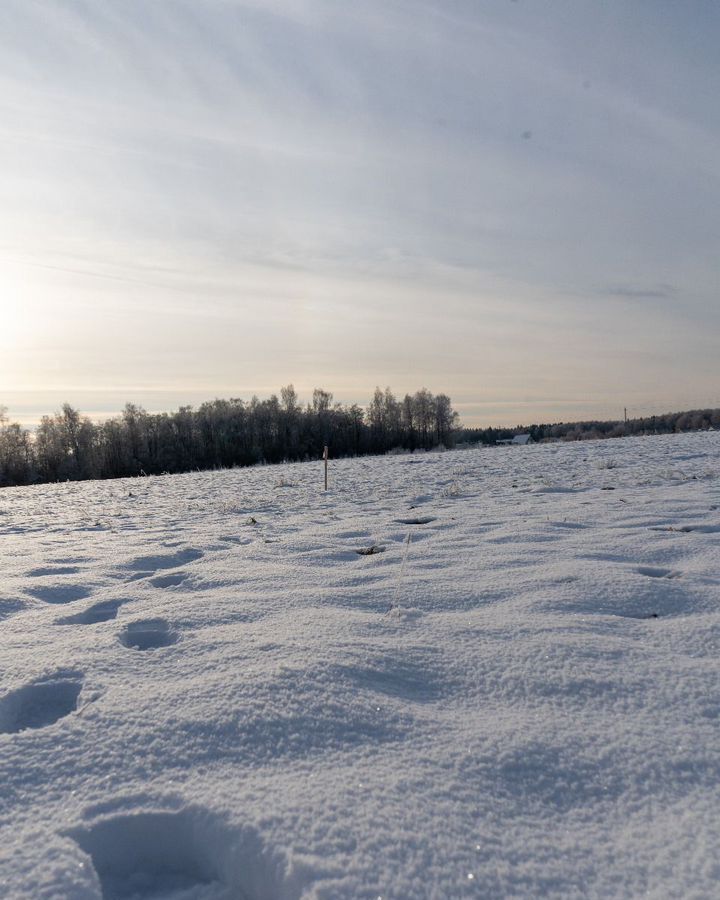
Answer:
[{"xmin": 2, "ymin": 1, "xmax": 719, "ymax": 427}]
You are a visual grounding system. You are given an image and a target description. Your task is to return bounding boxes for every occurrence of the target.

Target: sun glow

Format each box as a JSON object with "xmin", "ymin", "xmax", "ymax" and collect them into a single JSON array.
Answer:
[{"xmin": 0, "ymin": 266, "xmax": 46, "ymax": 388}]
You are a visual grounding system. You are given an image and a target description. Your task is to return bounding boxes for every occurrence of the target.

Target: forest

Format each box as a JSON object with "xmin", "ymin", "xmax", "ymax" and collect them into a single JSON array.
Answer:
[
  {"xmin": 3, "ymin": 390, "xmax": 719, "ymax": 489},
  {"xmin": 458, "ymin": 407, "xmax": 720, "ymax": 445},
  {"xmin": 0, "ymin": 387, "xmax": 457, "ymax": 487}
]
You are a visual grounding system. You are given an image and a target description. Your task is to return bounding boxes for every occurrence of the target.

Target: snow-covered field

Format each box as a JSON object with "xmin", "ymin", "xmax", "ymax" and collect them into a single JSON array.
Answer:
[{"xmin": 1, "ymin": 431, "xmax": 719, "ymax": 899}]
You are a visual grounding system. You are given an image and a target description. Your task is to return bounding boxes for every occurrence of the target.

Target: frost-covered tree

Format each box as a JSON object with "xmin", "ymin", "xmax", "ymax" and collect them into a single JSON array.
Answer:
[
  {"xmin": 0, "ymin": 387, "xmax": 462, "ymax": 488},
  {"xmin": 0, "ymin": 413, "xmax": 34, "ymax": 486}
]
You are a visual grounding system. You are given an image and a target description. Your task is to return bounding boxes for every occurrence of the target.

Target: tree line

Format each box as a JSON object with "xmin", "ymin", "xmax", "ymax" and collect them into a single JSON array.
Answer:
[
  {"xmin": 458, "ymin": 407, "xmax": 720, "ymax": 445},
  {"xmin": 0, "ymin": 387, "xmax": 458, "ymax": 487}
]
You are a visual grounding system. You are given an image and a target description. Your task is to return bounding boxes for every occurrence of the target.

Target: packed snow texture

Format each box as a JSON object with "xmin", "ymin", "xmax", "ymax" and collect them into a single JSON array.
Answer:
[{"xmin": 1, "ymin": 432, "xmax": 719, "ymax": 899}]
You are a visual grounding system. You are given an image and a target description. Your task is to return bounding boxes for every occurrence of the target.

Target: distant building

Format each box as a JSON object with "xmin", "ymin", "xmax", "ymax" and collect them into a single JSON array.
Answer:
[{"xmin": 496, "ymin": 433, "xmax": 533, "ymax": 446}]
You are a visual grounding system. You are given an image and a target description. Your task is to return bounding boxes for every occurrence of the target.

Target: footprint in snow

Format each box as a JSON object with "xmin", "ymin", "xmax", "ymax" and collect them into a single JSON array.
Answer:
[
  {"xmin": 68, "ymin": 806, "xmax": 289, "ymax": 900},
  {"xmin": 614, "ymin": 611, "xmax": 661, "ymax": 620},
  {"xmin": 649, "ymin": 524, "xmax": 720, "ymax": 534},
  {"xmin": 25, "ymin": 583, "xmax": 92, "ymax": 604},
  {"xmin": 385, "ymin": 606, "xmax": 423, "ymax": 623},
  {"xmin": 148, "ymin": 572, "xmax": 189, "ymax": 589},
  {"xmin": 121, "ymin": 548, "xmax": 203, "ymax": 574},
  {"xmin": 0, "ymin": 599, "xmax": 25, "ymax": 621},
  {"xmin": 27, "ymin": 566, "xmax": 82, "ymax": 577},
  {"xmin": 55, "ymin": 599, "xmax": 129, "ymax": 626},
  {"xmin": 636, "ymin": 566, "xmax": 681, "ymax": 579},
  {"xmin": 0, "ymin": 672, "xmax": 83, "ymax": 734},
  {"xmin": 216, "ymin": 535, "xmax": 248, "ymax": 545},
  {"xmin": 534, "ymin": 485, "xmax": 579, "ymax": 494},
  {"xmin": 119, "ymin": 619, "xmax": 178, "ymax": 651}
]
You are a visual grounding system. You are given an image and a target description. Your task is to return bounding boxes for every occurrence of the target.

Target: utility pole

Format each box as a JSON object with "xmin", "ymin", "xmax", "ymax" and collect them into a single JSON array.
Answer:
[
  {"xmin": 624, "ymin": 407, "xmax": 627, "ymax": 425},
  {"xmin": 323, "ymin": 445, "xmax": 328, "ymax": 491}
]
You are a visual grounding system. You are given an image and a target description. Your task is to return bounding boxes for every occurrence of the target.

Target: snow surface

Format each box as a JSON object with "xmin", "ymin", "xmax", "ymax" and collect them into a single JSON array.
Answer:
[{"xmin": 1, "ymin": 431, "xmax": 719, "ymax": 899}]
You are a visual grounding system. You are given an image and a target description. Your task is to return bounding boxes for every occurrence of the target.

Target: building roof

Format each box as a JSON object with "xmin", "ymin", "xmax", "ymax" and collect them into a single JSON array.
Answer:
[{"xmin": 496, "ymin": 433, "xmax": 533, "ymax": 446}]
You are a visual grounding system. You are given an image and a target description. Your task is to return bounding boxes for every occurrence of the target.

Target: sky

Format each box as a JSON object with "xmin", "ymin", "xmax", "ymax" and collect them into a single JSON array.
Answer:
[{"xmin": 1, "ymin": 0, "xmax": 719, "ymax": 428}]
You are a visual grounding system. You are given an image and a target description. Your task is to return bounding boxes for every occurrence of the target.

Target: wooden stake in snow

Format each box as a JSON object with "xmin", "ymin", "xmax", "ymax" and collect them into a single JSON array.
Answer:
[{"xmin": 323, "ymin": 445, "xmax": 329, "ymax": 491}]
